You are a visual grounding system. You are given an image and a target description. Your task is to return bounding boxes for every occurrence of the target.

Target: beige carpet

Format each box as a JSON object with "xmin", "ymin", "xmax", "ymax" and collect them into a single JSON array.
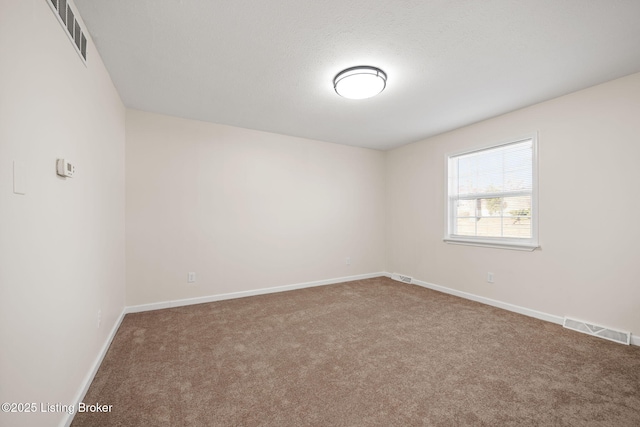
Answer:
[{"xmin": 72, "ymin": 277, "xmax": 640, "ymax": 426}]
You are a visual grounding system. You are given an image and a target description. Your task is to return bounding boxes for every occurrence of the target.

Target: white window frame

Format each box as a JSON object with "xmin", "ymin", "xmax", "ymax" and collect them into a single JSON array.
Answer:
[{"xmin": 444, "ymin": 134, "xmax": 539, "ymax": 251}]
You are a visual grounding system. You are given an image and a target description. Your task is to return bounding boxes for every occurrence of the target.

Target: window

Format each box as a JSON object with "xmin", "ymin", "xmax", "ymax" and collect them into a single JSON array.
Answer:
[{"xmin": 445, "ymin": 135, "xmax": 538, "ymax": 250}]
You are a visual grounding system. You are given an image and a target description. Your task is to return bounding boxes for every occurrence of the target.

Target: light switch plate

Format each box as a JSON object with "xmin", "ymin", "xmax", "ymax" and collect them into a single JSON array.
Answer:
[{"xmin": 13, "ymin": 161, "xmax": 26, "ymax": 195}]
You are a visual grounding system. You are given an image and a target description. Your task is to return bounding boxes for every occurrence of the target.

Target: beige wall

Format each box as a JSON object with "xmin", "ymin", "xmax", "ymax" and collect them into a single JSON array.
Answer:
[
  {"xmin": 0, "ymin": 1, "xmax": 126, "ymax": 426},
  {"xmin": 386, "ymin": 72, "xmax": 640, "ymax": 335},
  {"xmin": 126, "ymin": 110, "xmax": 386, "ymax": 306}
]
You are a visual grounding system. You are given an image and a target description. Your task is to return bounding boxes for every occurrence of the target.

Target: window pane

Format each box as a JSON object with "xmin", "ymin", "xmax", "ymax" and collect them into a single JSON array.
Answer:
[
  {"xmin": 504, "ymin": 195, "xmax": 531, "ymax": 219},
  {"xmin": 480, "ymin": 197, "xmax": 503, "ymax": 217},
  {"xmin": 503, "ymin": 218, "xmax": 531, "ymax": 238},
  {"xmin": 455, "ymin": 217, "xmax": 476, "ymax": 236},
  {"xmin": 455, "ymin": 199, "xmax": 475, "ymax": 217},
  {"xmin": 454, "ymin": 196, "xmax": 533, "ymax": 238},
  {"xmin": 476, "ymin": 217, "xmax": 502, "ymax": 237}
]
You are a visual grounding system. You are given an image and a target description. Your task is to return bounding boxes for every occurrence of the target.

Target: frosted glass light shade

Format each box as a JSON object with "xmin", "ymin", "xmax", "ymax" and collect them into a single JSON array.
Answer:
[{"xmin": 334, "ymin": 66, "xmax": 387, "ymax": 100}]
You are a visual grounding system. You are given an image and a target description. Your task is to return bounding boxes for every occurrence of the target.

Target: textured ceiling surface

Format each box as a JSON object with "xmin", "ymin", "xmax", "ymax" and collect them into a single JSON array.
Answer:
[{"xmin": 74, "ymin": 0, "xmax": 640, "ymax": 150}]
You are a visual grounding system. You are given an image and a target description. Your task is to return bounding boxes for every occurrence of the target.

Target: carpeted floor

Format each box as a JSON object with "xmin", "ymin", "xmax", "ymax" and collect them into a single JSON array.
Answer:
[{"xmin": 72, "ymin": 277, "xmax": 640, "ymax": 426}]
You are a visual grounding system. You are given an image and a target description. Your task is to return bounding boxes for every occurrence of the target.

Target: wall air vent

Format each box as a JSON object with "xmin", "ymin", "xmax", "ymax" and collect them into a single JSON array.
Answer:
[
  {"xmin": 47, "ymin": 0, "xmax": 87, "ymax": 63},
  {"xmin": 563, "ymin": 317, "xmax": 631, "ymax": 345},
  {"xmin": 391, "ymin": 273, "xmax": 413, "ymax": 284}
]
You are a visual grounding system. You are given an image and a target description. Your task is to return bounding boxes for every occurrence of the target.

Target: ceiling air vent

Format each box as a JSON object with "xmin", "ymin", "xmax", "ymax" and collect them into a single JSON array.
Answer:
[
  {"xmin": 47, "ymin": 0, "xmax": 87, "ymax": 63},
  {"xmin": 563, "ymin": 317, "xmax": 631, "ymax": 345},
  {"xmin": 391, "ymin": 273, "xmax": 413, "ymax": 284}
]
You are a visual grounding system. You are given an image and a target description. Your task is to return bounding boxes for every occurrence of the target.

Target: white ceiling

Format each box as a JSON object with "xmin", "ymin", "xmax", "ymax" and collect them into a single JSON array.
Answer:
[{"xmin": 74, "ymin": 0, "xmax": 640, "ymax": 151}]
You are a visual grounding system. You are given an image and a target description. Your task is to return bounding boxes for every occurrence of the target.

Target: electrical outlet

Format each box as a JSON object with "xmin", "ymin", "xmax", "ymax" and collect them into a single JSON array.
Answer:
[
  {"xmin": 187, "ymin": 272, "xmax": 196, "ymax": 283},
  {"xmin": 487, "ymin": 272, "xmax": 494, "ymax": 283},
  {"xmin": 97, "ymin": 310, "xmax": 101, "ymax": 329},
  {"xmin": 345, "ymin": 257, "xmax": 351, "ymax": 265}
]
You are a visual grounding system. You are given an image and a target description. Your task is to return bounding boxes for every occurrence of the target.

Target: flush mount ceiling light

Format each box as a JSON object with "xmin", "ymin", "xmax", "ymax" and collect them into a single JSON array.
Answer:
[{"xmin": 333, "ymin": 66, "xmax": 387, "ymax": 100}]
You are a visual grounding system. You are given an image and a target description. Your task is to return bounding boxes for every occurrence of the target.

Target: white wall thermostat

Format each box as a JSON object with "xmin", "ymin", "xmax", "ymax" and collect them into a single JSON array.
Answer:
[{"xmin": 56, "ymin": 159, "xmax": 75, "ymax": 178}]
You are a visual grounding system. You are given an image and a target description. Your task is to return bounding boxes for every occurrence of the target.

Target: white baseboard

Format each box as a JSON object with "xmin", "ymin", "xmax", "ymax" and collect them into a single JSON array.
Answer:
[
  {"xmin": 61, "ymin": 308, "xmax": 126, "ymax": 427},
  {"xmin": 408, "ymin": 276, "xmax": 563, "ymax": 324},
  {"xmin": 384, "ymin": 272, "xmax": 640, "ymax": 346},
  {"xmin": 125, "ymin": 272, "xmax": 386, "ymax": 314}
]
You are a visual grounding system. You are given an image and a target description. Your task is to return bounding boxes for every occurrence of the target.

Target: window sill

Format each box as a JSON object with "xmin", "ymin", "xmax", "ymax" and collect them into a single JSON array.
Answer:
[{"xmin": 443, "ymin": 238, "xmax": 539, "ymax": 251}]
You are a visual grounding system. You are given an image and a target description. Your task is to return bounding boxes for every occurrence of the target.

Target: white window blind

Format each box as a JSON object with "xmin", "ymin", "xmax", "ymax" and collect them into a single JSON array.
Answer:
[{"xmin": 445, "ymin": 136, "xmax": 538, "ymax": 250}]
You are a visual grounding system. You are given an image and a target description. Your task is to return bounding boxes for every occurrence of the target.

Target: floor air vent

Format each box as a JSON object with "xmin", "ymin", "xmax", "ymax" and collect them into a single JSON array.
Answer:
[
  {"xmin": 391, "ymin": 273, "xmax": 413, "ymax": 284},
  {"xmin": 563, "ymin": 317, "xmax": 630, "ymax": 345},
  {"xmin": 47, "ymin": 0, "xmax": 88, "ymax": 62}
]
